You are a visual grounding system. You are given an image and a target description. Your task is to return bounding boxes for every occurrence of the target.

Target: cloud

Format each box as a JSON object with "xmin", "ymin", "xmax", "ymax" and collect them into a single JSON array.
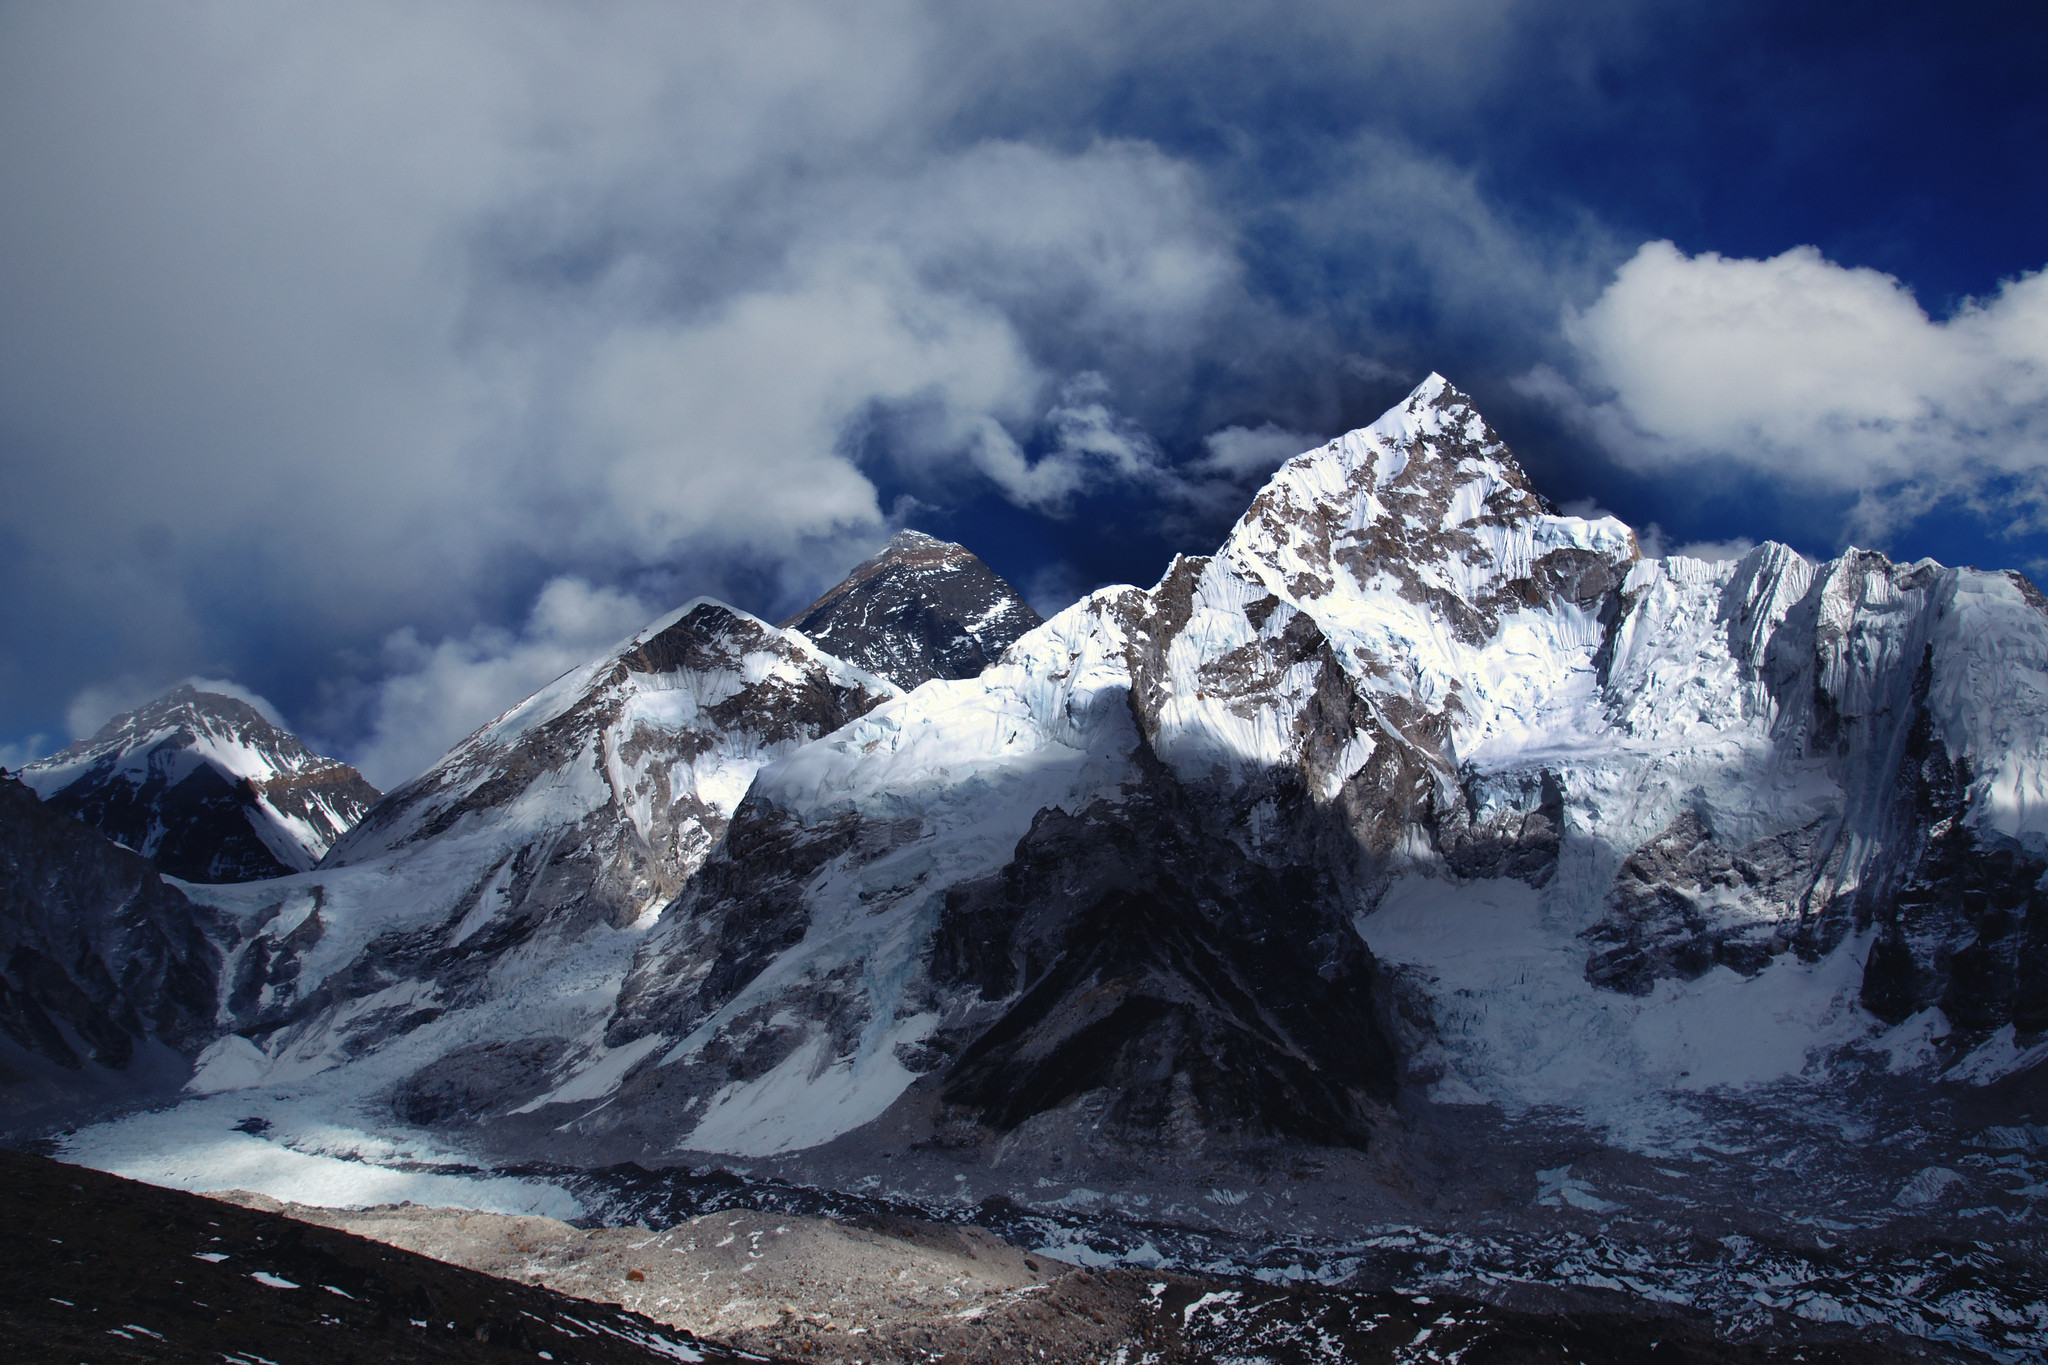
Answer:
[
  {"xmin": 1197, "ymin": 423, "xmax": 1321, "ymax": 479},
  {"xmin": 0, "ymin": 0, "xmax": 1662, "ymax": 758},
  {"xmin": 1540, "ymin": 241, "xmax": 2048, "ymax": 537},
  {"xmin": 0, "ymin": 735, "xmax": 50, "ymax": 774},
  {"xmin": 181, "ymin": 678, "xmax": 291, "ymax": 731},
  {"xmin": 348, "ymin": 576, "xmax": 656, "ymax": 789},
  {"xmin": 1627, "ymin": 522, "xmax": 1756, "ymax": 564}
]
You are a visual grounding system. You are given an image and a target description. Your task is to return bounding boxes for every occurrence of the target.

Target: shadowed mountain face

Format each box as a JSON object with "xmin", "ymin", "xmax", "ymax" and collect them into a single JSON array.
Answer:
[
  {"xmin": 21, "ymin": 685, "xmax": 380, "ymax": 882},
  {"xmin": 781, "ymin": 530, "xmax": 1042, "ymax": 690},
  {"xmin": 0, "ymin": 773, "xmax": 231, "ymax": 1115},
  {"xmin": 929, "ymin": 760, "xmax": 1400, "ymax": 1149}
]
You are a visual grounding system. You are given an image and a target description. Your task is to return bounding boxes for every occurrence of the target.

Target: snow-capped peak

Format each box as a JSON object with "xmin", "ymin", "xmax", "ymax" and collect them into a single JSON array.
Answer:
[{"xmin": 20, "ymin": 686, "xmax": 380, "ymax": 881}]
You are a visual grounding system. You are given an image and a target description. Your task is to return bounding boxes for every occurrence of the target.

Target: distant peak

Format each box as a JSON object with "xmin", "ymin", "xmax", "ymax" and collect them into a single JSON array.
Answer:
[{"xmin": 781, "ymin": 531, "xmax": 1041, "ymax": 689}]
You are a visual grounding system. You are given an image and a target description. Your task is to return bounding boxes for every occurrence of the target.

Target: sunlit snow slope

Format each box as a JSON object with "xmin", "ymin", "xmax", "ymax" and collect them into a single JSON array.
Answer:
[{"xmin": 171, "ymin": 601, "xmax": 898, "ymax": 1119}]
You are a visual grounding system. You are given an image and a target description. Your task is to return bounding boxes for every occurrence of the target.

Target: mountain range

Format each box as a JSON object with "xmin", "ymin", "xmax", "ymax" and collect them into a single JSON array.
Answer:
[{"xmin": 6, "ymin": 376, "xmax": 2046, "ymax": 1360}]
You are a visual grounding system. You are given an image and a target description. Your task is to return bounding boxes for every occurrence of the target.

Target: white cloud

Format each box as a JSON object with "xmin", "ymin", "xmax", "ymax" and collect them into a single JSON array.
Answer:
[
  {"xmin": 1628, "ymin": 521, "xmax": 1756, "ymax": 564},
  {"xmin": 0, "ymin": 0, "xmax": 1641, "ymax": 752},
  {"xmin": 1546, "ymin": 241, "xmax": 2048, "ymax": 535},
  {"xmin": 181, "ymin": 677, "xmax": 291, "ymax": 730},
  {"xmin": 0, "ymin": 734, "xmax": 51, "ymax": 773},
  {"xmin": 1197, "ymin": 423, "xmax": 1320, "ymax": 479},
  {"xmin": 348, "ymin": 576, "xmax": 656, "ymax": 790},
  {"xmin": 1670, "ymin": 537, "xmax": 1757, "ymax": 564}
]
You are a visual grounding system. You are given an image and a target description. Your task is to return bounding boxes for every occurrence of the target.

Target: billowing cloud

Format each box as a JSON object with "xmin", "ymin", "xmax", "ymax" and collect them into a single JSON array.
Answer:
[
  {"xmin": 0, "ymin": 0, "xmax": 1776, "ymax": 767},
  {"xmin": 1539, "ymin": 241, "xmax": 2048, "ymax": 536}
]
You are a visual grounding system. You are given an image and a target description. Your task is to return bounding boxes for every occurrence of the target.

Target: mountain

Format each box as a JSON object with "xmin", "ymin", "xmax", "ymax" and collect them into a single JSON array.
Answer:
[
  {"xmin": 780, "ymin": 529, "xmax": 1042, "ymax": 689},
  {"xmin": 0, "ymin": 772, "xmax": 232, "ymax": 1118},
  {"xmin": 163, "ymin": 599, "xmax": 898, "ymax": 1117},
  {"xmin": 518, "ymin": 373, "xmax": 2048, "ymax": 1166},
  {"xmin": 21, "ymin": 376, "xmax": 2048, "ymax": 1359},
  {"xmin": 20, "ymin": 685, "xmax": 380, "ymax": 882}
]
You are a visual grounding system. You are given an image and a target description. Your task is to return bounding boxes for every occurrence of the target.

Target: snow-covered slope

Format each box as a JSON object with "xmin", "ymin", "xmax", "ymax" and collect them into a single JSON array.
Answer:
[
  {"xmin": 171, "ymin": 600, "xmax": 899, "ymax": 1116},
  {"xmin": 779, "ymin": 529, "xmax": 1043, "ymax": 690},
  {"xmin": 20, "ymin": 686, "xmax": 380, "ymax": 882}
]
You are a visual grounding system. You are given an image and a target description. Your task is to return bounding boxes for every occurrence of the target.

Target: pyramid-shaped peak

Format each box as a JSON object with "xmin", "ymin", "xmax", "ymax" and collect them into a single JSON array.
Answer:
[
  {"xmin": 783, "ymin": 530, "xmax": 1042, "ymax": 690},
  {"xmin": 1254, "ymin": 373, "xmax": 1535, "ymax": 504},
  {"xmin": 1218, "ymin": 373, "xmax": 1631, "ymax": 616},
  {"xmin": 872, "ymin": 528, "xmax": 975, "ymax": 564},
  {"xmin": 44, "ymin": 683, "xmax": 297, "ymax": 769}
]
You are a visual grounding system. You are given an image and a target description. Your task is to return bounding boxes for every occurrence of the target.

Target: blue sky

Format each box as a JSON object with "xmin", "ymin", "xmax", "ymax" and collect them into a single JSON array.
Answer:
[{"xmin": 2, "ymin": 0, "xmax": 2044, "ymax": 786}]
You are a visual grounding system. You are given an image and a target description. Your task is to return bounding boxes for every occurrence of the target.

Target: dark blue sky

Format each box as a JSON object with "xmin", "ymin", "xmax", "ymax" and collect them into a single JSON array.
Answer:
[{"xmin": 2, "ymin": 0, "xmax": 2044, "ymax": 784}]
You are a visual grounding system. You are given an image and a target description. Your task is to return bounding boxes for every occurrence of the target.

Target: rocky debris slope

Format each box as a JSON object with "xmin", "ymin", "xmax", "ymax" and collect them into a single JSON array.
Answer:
[
  {"xmin": 0, "ymin": 1147, "xmax": 763, "ymax": 1364},
  {"xmin": 780, "ymin": 529, "xmax": 1042, "ymax": 689},
  {"xmin": 0, "ymin": 773, "xmax": 230, "ymax": 1117},
  {"xmin": 173, "ymin": 601, "xmax": 898, "ymax": 1121},
  {"xmin": 219, "ymin": 1188, "xmax": 1927, "ymax": 1364},
  {"xmin": 21, "ymin": 684, "xmax": 381, "ymax": 881}
]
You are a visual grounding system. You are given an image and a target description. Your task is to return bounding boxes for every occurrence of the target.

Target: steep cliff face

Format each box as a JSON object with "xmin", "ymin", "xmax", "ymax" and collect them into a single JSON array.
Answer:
[
  {"xmin": 21, "ymin": 686, "xmax": 380, "ymax": 881},
  {"xmin": 0, "ymin": 774, "xmax": 231, "ymax": 1115},
  {"xmin": 780, "ymin": 530, "xmax": 1042, "ymax": 690}
]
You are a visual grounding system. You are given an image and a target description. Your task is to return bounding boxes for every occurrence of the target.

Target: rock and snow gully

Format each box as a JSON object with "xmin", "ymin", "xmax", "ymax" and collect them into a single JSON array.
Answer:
[{"xmin": 8, "ymin": 376, "xmax": 2048, "ymax": 1361}]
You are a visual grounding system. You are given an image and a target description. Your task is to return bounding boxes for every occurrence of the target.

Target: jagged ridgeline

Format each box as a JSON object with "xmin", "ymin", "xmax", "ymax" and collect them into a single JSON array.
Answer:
[{"xmin": 8, "ymin": 375, "xmax": 2047, "ymax": 1171}]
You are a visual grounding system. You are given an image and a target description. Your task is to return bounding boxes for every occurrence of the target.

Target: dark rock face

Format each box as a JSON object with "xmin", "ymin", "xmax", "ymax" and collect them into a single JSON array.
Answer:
[
  {"xmin": 0, "ymin": 773, "xmax": 229, "ymax": 1106},
  {"xmin": 22, "ymin": 685, "xmax": 380, "ymax": 882},
  {"xmin": 930, "ymin": 768, "xmax": 1398, "ymax": 1149},
  {"xmin": 1584, "ymin": 810, "xmax": 1833, "ymax": 994},
  {"xmin": 782, "ymin": 530, "xmax": 1042, "ymax": 689},
  {"xmin": 1856, "ymin": 655, "xmax": 2048, "ymax": 1033}
]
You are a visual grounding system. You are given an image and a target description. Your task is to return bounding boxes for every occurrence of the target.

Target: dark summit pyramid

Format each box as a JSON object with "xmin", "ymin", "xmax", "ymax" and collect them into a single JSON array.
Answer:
[
  {"xmin": 20, "ymin": 685, "xmax": 380, "ymax": 883},
  {"xmin": 781, "ymin": 530, "xmax": 1042, "ymax": 690}
]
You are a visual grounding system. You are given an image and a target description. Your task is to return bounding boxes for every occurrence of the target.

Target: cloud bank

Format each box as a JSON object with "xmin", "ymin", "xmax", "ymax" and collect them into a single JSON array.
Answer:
[
  {"xmin": 1539, "ymin": 241, "xmax": 2048, "ymax": 538},
  {"xmin": 6, "ymin": 1, "xmax": 2038, "ymax": 784}
]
